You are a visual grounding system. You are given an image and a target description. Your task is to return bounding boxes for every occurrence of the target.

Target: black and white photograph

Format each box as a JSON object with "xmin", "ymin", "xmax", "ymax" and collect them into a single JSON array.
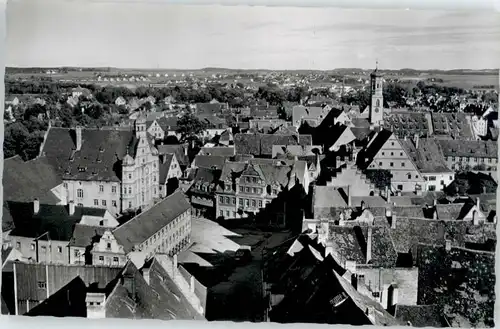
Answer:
[{"xmin": 1, "ymin": 0, "xmax": 498, "ymax": 327}]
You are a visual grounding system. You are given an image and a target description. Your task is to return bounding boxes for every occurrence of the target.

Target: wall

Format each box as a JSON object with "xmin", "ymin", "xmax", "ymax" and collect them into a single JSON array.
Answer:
[
  {"xmin": 64, "ymin": 180, "xmax": 121, "ymax": 216},
  {"xmin": 445, "ymin": 156, "xmax": 497, "ymax": 171},
  {"xmin": 327, "ymin": 166, "xmax": 375, "ymax": 196},
  {"xmin": 147, "ymin": 120, "xmax": 165, "ymax": 140},
  {"xmin": 69, "ymin": 246, "xmax": 86, "ymax": 265},
  {"xmin": 355, "ymin": 266, "xmax": 419, "ymax": 307},
  {"xmin": 121, "ymin": 131, "xmax": 160, "ymax": 212},
  {"xmin": 91, "ymin": 231, "xmax": 127, "ymax": 267},
  {"xmin": 330, "ymin": 127, "xmax": 356, "ymax": 151},
  {"xmin": 369, "ymin": 135, "xmax": 424, "ymax": 192},
  {"xmin": 422, "ymin": 172, "xmax": 455, "ymax": 192},
  {"xmin": 10, "ymin": 236, "xmax": 70, "ymax": 264}
]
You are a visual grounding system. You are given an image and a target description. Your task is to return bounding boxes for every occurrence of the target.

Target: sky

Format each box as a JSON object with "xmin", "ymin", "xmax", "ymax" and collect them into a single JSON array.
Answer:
[{"xmin": 5, "ymin": 0, "xmax": 500, "ymax": 70}]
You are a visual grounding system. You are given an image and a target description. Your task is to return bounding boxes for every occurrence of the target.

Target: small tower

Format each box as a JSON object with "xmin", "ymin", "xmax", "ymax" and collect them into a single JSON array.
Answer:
[
  {"xmin": 369, "ymin": 61, "xmax": 384, "ymax": 126},
  {"xmin": 134, "ymin": 113, "xmax": 147, "ymax": 139}
]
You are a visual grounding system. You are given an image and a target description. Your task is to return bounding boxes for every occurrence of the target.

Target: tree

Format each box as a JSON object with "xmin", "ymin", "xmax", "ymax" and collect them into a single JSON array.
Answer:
[{"xmin": 176, "ymin": 113, "xmax": 206, "ymax": 142}]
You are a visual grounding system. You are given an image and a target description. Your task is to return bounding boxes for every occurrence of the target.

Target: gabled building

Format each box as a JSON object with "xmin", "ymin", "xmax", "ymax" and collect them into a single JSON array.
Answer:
[
  {"xmin": 158, "ymin": 153, "xmax": 182, "ymax": 197},
  {"xmin": 234, "ymin": 133, "xmax": 313, "ymax": 158},
  {"xmin": 40, "ymin": 116, "xmax": 160, "ymax": 216},
  {"xmin": 357, "ymin": 129, "xmax": 425, "ymax": 193},
  {"xmin": 436, "ymin": 139, "xmax": 497, "ymax": 171},
  {"xmin": 186, "ymin": 167, "xmax": 221, "ymax": 219}
]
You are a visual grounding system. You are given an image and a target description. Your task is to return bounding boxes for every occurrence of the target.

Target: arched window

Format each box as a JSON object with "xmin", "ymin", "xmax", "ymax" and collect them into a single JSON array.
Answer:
[{"xmin": 376, "ymin": 99, "xmax": 380, "ymax": 107}]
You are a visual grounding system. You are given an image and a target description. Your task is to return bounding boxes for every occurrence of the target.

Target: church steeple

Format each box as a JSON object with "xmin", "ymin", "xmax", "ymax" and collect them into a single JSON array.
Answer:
[{"xmin": 369, "ymin": 61, "xmax": 384, "ymax": 126}]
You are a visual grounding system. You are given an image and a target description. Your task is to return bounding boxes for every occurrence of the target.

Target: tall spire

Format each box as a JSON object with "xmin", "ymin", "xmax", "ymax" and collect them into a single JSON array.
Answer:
[{"xmin": 375, "ymin": 59, "xmax": 379, "ymax": 71}]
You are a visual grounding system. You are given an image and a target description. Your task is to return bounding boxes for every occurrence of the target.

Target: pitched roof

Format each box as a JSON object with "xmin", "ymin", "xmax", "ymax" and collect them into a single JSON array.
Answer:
[
  {"xmin": 113, "ymin": 191, "xmax": 191, "ymax": 253},
  {"xmin": 383, "ymin": 112, "xmax": 431, "ymax": 138},
  {"xmin": 159, "ymin": 153, "xmax": 174, "ymax": 184},
  {"xmin": 199, "ymin": 146, "xmax": 235, "ymax": 157},
  {"xmin": 394, "ymin": 304, "xmax": 448, "ymax": 327},
  {"xmin": 3, "ymin": 155, "xmax": 62, "ymax": 204},
  {"xmin": 156, "ymin": 117, "xmax": 178, "ymax": 131},
  {"xmin": 70, "ymin": 224, "xmax": 109, "ymax": 248},
  {"xmin": 431, "ymin": 112, "xmax": 473, "ymax": 138},
  {"xmin": 436, "ymin": 139, "xmax": 497, "ymax": 158},
  {"xmin": 192, "ymin": 155, "xmax": 229, "ymax": 170},
  {"xmin": 6, "ymin": 201, "xmax": 106, "ymax": 241},
  {"xmin": 41, "ymin": 127, "xmax": 136, "ymax": 181},
  {"xmin": 400, "ymin": 138, "xmax": 451, "ymax": 173},
  {"xmin": 196, "ymin": 103, "xmax": 222, "ymax": 116},
  {"xmin": 188, "ymin": 167, "xmax": 221, "ymax": 196},
  {"xmin": 313, "ymin": 186, "xmax": 348, "ymax": 218},
  {"xmin": 234, "ymin": 133, "xmax": 313, "ymax": 157},
  {"xmin": 292, "ymin": 105, "xmax": 327, "ymax": 124},
  {"xmin": 417, "ymin": 244, "xmax": 495, "ymax": 327},
  {"xmin": 105, "ymin": 260, "xmax": 204, "ymax": 320},
  {"xmin": 156, "ymin": 144, "xmax": 189, "ymax": 167},
  {"xmin": 358, "ymin": 129, "xmax": 393, "ymax": 169}
]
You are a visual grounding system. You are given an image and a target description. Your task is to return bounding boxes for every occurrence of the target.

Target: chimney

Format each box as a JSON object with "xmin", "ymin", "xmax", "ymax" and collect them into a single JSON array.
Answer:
[
  {"xmin": 173, "ymin": 254, "xmax": 178, "ymax": 269},
  {"xmin": 361, "ymin": 201, "xmax": 366, "ymax": 211},
  {"xmin": 347, "ymin": 186, "xmax": 352, "ymax": 207},
  {"xmin": 414, "ymin": 134, "xmax": 419, "ymax": 149},
  {"xmin": 85, "ymin": 292, "xmax": 106, "ymax": 319},
  {"xmin": 385, "ymin": 186, "xmax": 390, "ymax": 203},
  {"xmin": 69, "ymin": 201, "xmax": 75, "ymax": 216},
  {"xmin": 445, "ymin": 239, "xmax": 451, "ymax": 251},
  {"xmin": 190, "ymin": 275, "xmax": 195, "ymax": 294},
  {"xmin": 142, "ymin": 268, "xmax": 150, "ymax": 285},
  {"xmin": 123, "ymin": 273, "xmax": 136, "ymax": 301},
  {"xmin": 391, "ymin": 214, "xmax": 397, "ymax": 229},
  {"xmin": 184, "ymin": 144, "xmax": 189, "ymax": 156},
  {"xmin": 476, "ymin": 197, "xmax": 480, "ymax": 210},
  {"xmin": 33, "ymin": 198, "xmax": 40, "ymax": 214},
  {"xmin": 366, "ymin": 227, "xmax": 373, "ymax": 264},
  {"xmin": 76, "ymin": 126, "xmax": 82, "ymax": 151}
]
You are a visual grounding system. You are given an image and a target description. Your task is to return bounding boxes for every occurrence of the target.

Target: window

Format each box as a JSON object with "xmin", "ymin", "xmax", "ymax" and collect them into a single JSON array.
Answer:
[
  {"xmin": 428, "ymin": 185, "xmax": 436, "ymax": 191},
  {"xmin": 77, "ymin": 189, "xmax": 84, "ymax": 198},
  {"xmin": 391, "ymin": 142, "xmax": 394, "ymax": 146},
  {"xmin": 401, "ymin": 162, "xmax": 405, "ymax": 167},
  {"xmin": 102, "ymin": 200, "xmax": 106, "ymax": 206},
  {"xmin": 78, "ymin": 203, "xmax": 83, "ymax": 207},
  {"xmin": 390, "ymin": 152, "xmax": 394, "ymax": 156},
  {"xmin": 252, "ymin": 177, "xmax": 257, "ymax": 183},
  {"xmin": 400, "ymin": 152, "xmax": 403, "ymax": 156},
  {"xmin": 106, "ymin": 242, "xmax": 112, "ymax": 250},
  {"xmin": 226, "ymin": 211, "xmax": 230, "ymax": 217},
  {"xmin": 239, "ymin": 186, "xmax": 244, "ymax": 193},
  {"xmin": 245, "ymin": 199, "xmax": 249, "ymax": 207},
  {"xmin": 452, "ymin": 157, "xmax": 456, "ymax": 161},
  {"xmin": 113, "ymin": 257, "xmax": 119, "ymax": 263},
  {"xmin": 220, "ymin": 210, "xmax": 223, "ymax": 217},
  {"xmin": 440, "ymin": 180, "xmax": 444, "ymax": 185},
  {"xmin": 128, "ymin": 174, "xmax": 132, "ymax": 179},
  {"xmin": 99, "ymin": 256, "xmax": 104, "ymax": 262},
  {"xmin": 219, "ymin": 196, "xmax": 224, "ymax": 203},
  {"xmin": 232, "ymin": 198, "xmax": 236, "ymax": 205},
  {"xmin": 246, "ymin": 177, "xmax": 250, "ymax": 183},
  {"xmin": 74, "ymin": 250, "xmax": 80, "ymax": 257},
  {"xmin": 112, "ymin": 200, "xmax": 117, "ymax": 207},
  {"xmin": 99, "ymin": 185, "xmax": 104, "ymax": 192},
  {"xmin": 245, "ymin": 187, "xmax": 250, "ymax": 193},
  {"xmin": 407, "ymin": 174, "xmax": 412, "ymax": 179},
  {"xmin": 239, "ymin": 198, "xmax": 243, "ymax": 206},
  {"xmin": 128, "ymin": 202, "xmax": 132, "ymax": 209},
  {"xmin": 449, "ymin": 175, "xmax": 453, "ymax": 180},
  {"xmin": 390, "ymin": 162, "xmax": 394, "ymax": 167},
  {"xmin": 37, "ymin": 281, "xmax": 47, "ymax": 289},
  {"xmin": 379, "ymin": 162, "xmax": 382, "ymax": 166},
  {"xmin": 41, "ymin": 246, "xmax": 47, "ymax": 252},
  {"xmin": 225, "ymin": 197, "xmax": 230, "ymax": 204},
  {"xmin": 429, "ymin": 176, "xmax": 436, "ymax": 181},
  {"xmin": 259, "ymin": 200, "xmax": 263, "ymax": 208},
  {"xmin": 63, "ymin": 183, "xmax": 68, "ymax": 189},
  {"xmin": 252, "ymin": 187, "xmax": 256, "ymax": 193},
  {"xmin": 112, "ymin": 186, "xmax": 117, "ymax": 193},
  {"xmin": 397, "ymin": 185, "xmax": 403, "ymax": 190},
  {"xmin": 57, "ymin": 246, "xmax": 62, "ymax": 253},
  {"xmin": 381, "ymin": 152, "xmax": 385, "ymax": 156},
  {"xmin": 94, "ymin": 199, "xmax": 99, "ymax": 206},
  {"xmin": 272, "ymin": 189, "xmax": 277, "ymax": 195}
]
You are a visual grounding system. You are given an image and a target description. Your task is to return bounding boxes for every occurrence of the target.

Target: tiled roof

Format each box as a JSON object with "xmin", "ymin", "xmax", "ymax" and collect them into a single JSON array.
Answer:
[
  {"xmin": 383, "ymin": 112, "xmax": 430, "ymax": 138},
  {"xmin": 41, "ymin": 127, "xmax": 137, "ymax": 182},
  {"xmin": 6, "ymin": 201, "xmax": 106, "ymax": 241},
  {"xmin": 417, "ymin": 245, "xmax": 495, "ymax": 327},
  {"xmin": 272, "ymin": 145, "xmax": 321, "ymax": 158},
  {"xmin": 435, "ymin": 139, "xmax": 497, "ymax": 158},
  {"xmin": 199, "ymin": 146, "xmax": 235, "ymax": 157},
  {"xmin": 70, "ymin": 224, "xmax": 109, "ymax": 248},
  {"xmin": 4, "ymin": 155, "xmax": 62, "ymax": 204},
  {"xmin": 234, "ymin": 133, "xmax": 313, "ymax": 157},
  {"xmin": 156, "ymin": 117, "xmax": 178, "ymax": 131},
  {"xmin": 431, "ymin": 112, "xmax": 473, "ymax": 138},
  {"xmin": 156, "ymin": 144, "xmax": 189, "ymax": 167},
  {"xmin": 188, "ymin": 167, "xmax": 221, "ymax": 196},
  {"xmin": 159, "ymin": 154, "xmax": 174, "ymax": 184},
  {"xmin": 105, "ymin": 260, "xmax": 204, "ymax": 320},
  {"xmin": 399, "ymin": 138, "xmax": 451, "ymax": 173},
  {"xmin": 313, "ymin": 186, "xmax": 348, "ymax": 218},
  {"xmin": 192, "ymin": 155, "xmax": 229, "ymax": 170},
  {"xmin": 435, "ymin": 204, "xmax": 467, "ymax": 220},
  {"xmin": 292, "ymin": 105, "xmax": 326, "ymax": 124},
  {"xmin": 328, "ymin": 226, "xmax": 366, "ymax": 263},
  {"xmin": 358, "ymin": 129, "xmax": 393, "ymax": 169},
  {"xmin": 394, "ymin": 304, "xmax": 447, "ymax": 327},
  {"xmin": 113, "ymin": 190, "xmax": 191, "ymax": 253}
]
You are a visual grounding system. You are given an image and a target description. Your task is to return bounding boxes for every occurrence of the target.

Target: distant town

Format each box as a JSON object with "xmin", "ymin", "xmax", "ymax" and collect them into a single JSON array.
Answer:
[{"xmin": 2, "ymin": 65, "xmax": 498, "ymax": 327}]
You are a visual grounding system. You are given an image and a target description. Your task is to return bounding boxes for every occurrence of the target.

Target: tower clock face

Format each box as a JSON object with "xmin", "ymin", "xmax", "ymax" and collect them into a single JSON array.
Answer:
[{"xmin": 374, "ymin": 108, "xmax": 380, "ymax": 113}]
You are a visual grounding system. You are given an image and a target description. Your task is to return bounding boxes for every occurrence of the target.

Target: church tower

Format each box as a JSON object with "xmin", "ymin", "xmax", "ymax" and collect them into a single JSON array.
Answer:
[{"xmin": 369, "ymin": 62, "xmax": 384, "ymax": 126}]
